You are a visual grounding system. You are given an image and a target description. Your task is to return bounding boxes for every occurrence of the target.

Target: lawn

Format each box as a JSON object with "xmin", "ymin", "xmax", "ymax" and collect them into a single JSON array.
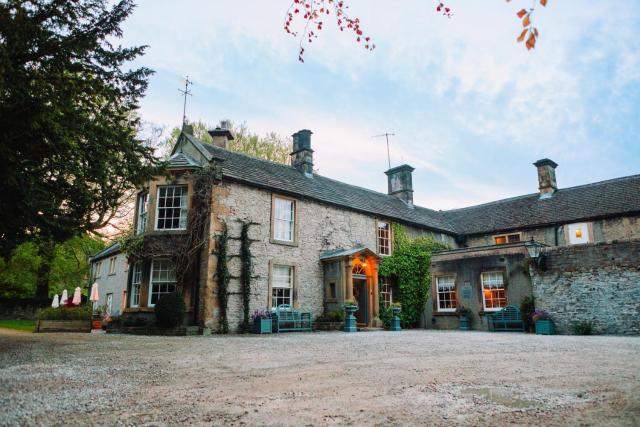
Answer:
[{"xmin": 0, "ymin": 319, "xmax": 35, "ymax": 332}]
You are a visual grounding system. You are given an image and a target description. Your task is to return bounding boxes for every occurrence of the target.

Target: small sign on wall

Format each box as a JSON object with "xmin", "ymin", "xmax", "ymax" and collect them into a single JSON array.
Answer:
[{"xmin": 462, "ymin": 281, "xmax": 472, "ymax": 299}]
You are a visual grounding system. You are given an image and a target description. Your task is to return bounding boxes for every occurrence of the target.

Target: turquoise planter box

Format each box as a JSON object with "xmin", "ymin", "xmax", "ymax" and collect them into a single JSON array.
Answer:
[
  {"xmin": 344, "ymin": 306, "xmax": 357, "ymax": 332},
  {"xmin": 459, "ymin": 316, "xmax": 470, "ymax": 331},
  {"xmin": 252, "ymin": 318, "xmax": 272, "ymax": 334},
  {"xmin": 535, "ymin": 319, "xmax": 555, "ymax": 335}
]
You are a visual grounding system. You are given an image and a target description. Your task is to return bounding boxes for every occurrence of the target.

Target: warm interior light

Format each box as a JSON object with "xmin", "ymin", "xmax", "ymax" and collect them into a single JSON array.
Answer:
[
  {"xmin": 575, "ymin": 229, "xmax": 583, "ymax": 238},
  {"xmin": 494, "ymin": 236, "xmax": 507, "ymax": 245}
]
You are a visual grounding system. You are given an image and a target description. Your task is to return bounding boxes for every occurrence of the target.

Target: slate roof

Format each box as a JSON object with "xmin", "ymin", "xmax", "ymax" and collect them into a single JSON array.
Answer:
[
  {"xmin": 182, "ymin": 134, "xmax": 640, "ymax": 237},
  {"xmin": 443, "ymin": 174, "xmax": 640, "ymax": 235},
  {"xmin": 202, "ymin": 144, "xmax": 456, "ymax": 233},
  {"xmin": 167, "ymin": 152, "xmax": 201, "ymax": 169},
  {"xmin": 319, "ymin": 246, "xmax": 378, "ymax": 260},
  {"xmin": 89, "ymin": 242, "xmax": 121, "ymax": 262}
]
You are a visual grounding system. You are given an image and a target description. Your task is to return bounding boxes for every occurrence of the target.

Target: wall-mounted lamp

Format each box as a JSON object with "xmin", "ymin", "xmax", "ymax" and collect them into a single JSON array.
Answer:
[
  {"xmin": 524, "ymin": 238, "xmax": 546, "ymax": 269},
  {"xmin": 359, "ymin": 255, "xmax": 367, "ymax": 267}
]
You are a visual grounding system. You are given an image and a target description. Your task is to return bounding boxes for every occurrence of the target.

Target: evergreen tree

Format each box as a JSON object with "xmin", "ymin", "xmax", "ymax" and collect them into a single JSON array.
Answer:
[{"xmin": 0, "ymin": 1, "xmax": 161, "ymax": 296}]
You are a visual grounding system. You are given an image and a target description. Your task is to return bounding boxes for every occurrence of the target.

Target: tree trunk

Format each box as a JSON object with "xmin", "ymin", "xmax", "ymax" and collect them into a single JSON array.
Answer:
[{"xmin": 35, "ymin": 240, "xmax": 55, "ymax": 300}]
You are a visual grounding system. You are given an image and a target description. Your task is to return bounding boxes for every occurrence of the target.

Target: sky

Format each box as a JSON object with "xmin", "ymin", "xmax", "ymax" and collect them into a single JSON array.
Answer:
[{"xmin": 120, "ymin": 0, "xmax": 640, "ymax": 210}]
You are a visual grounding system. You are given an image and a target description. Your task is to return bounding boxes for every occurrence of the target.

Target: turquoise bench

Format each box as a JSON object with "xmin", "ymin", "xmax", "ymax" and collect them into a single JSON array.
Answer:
[
  {"xmin": 272, "ymin": 304, "xmax": 312, "ymax": 333},
  {"xmin": 488, "ymin": 305, "xmax": 524, "ymax": 332}
]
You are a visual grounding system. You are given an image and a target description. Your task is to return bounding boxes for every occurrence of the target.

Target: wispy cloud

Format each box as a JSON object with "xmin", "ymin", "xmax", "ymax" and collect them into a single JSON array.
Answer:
[{"xmin": 122, "ymin": 0, "xmax": 640, "ymax": 209}]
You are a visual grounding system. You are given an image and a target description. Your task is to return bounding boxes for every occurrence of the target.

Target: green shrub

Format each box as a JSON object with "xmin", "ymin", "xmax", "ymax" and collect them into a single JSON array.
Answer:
[
  {"xmin": 520, "ymin": 296, "xmax": 535, "ymax": 332},
  {"xmin": 37, "ymin": 305, "xmax": 92, "ymax": 321},
  {"xmin": 380, "ymin": 306, "xmax": 393, "ymax": 329},
  {"xmin": 154, "ymin": 292, "xmax": 185, "ymax": 328},
  {"xmin": 327, "ymin": 309, "xmax": 344, "ymax": 322},
  {"xmin": 570, "ymin": 320, "xmax": 594, "ymax": 335}
]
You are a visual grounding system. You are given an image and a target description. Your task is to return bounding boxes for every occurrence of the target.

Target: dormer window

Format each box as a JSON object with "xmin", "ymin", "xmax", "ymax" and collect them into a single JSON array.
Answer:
[{"xmin": 155, "ymin": 185, "xmax": 188, "ymax": 230}]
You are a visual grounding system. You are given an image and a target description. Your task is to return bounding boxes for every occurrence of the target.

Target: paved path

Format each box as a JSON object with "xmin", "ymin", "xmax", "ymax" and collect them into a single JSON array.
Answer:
[{"xmin": 0, "ymin": 330, "xmax": 638, "ymax": 426}]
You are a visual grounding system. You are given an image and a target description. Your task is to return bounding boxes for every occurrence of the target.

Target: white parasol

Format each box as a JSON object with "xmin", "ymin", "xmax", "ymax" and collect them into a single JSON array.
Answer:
[
  {"xmin": 60, "ymin": 289, "xmax": 68, "ymax": 305},
  {"xmin": 51, "ymin": 294, "xmax": 60, "ymax": 308},
  {"xmin": 89, "ymin": 282, "xmax": 100, "ymax": 303},
  {"xmin": 72, "ymin": 287, "xmax": 82, "ymax": 305}
]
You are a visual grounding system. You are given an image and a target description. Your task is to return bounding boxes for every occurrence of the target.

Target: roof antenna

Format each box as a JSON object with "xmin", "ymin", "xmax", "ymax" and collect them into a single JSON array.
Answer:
[
  {"xmin": 178, "ymin": 75, "xmax": 193, "ymax": 125},
  {"xmin": 372, "ymin": 132, "xmax": 395, "ymax": 169}
]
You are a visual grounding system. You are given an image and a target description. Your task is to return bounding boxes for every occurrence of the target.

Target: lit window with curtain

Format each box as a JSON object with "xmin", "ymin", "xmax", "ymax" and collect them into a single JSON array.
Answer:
[
  {"xmin": 273, "ymin": 197, "xmax": 295, "ymax": 242},
  {"xmin": 436, "ymin": 275, "xmax": 457, "ymax": 312},
  {"xmin": 272, "ymin": 264, "xmax": 293, "ymax": 308},
  {"xmin": 481, "ymin": 271, "xmax": 507, "ymax": 311}
]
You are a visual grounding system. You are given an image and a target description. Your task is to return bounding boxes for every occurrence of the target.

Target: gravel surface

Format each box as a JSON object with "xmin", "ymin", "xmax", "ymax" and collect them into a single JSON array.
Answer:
[{"xmin": 0, "ymin": 329, "xmax": 638, "ymax": 426}]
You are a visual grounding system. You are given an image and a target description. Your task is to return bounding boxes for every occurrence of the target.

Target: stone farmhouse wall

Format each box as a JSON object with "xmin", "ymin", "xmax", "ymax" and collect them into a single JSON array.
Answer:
[
  {"xmin": 465, "ymin": 214, "xmax": 640, "ymax": 248},
  {"xmin": 531, "ymin": 239, "xmax": 640, "ymax": 335},
  {"xmin": 202, "ymin": 181, "xmax": 381, "ymax": 331}
]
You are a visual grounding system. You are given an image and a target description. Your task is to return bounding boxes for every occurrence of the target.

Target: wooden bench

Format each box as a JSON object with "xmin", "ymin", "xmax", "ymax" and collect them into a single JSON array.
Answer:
[
  {"xmin": 487, "ymin": 305, "xmax": 524, "ymax": 332},
  {"xmin": 272, "ymin": 304, "xmax": 312, "ymax": 333}
]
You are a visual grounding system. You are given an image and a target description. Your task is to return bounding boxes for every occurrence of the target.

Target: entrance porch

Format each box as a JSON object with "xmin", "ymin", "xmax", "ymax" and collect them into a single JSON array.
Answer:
[{"xmin": 320, "ymin": 246, "xmax": 382, "ymax": 328}]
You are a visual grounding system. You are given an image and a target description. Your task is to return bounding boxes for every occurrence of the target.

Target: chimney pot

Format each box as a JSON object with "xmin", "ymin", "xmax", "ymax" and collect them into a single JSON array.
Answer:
[
  {"xmin": 533, "ymin": 158, "xmax": 558, "ymax": 198},
  {"xmin": 385, "ymin": 164, "xmax": 415, "ymax": 206},
  {"xmin": 208, "ymin": 121, "xmax": 234, "ymax": 149}
]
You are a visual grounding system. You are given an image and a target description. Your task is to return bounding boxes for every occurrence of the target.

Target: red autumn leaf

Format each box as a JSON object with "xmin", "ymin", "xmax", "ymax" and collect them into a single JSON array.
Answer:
[{"xmin": 517, "ymin": 9, "xmax": 527, "ymax": 18}]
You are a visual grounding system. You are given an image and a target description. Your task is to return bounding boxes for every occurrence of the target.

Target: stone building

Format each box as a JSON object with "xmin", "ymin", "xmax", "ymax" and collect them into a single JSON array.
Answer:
[
  {"xmin": 88, "ymin": 242, "xmax": 128, "ymax": 317},
  {"xmin": 118, "ymin": 124, "xmax": 640, "ymax": 334}
]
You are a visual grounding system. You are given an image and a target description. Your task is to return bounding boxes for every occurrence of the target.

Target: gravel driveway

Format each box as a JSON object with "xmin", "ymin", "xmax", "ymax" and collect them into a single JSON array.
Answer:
[{"xmin": 0, "ymin": 329, "xmax": 638, "ymax": 426}]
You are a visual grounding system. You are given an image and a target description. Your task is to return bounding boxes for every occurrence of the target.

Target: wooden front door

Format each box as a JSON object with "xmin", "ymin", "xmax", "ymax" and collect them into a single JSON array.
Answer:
[{"xmin": 353, "ymin": 278, "xmax": 368, "ymax": 325}]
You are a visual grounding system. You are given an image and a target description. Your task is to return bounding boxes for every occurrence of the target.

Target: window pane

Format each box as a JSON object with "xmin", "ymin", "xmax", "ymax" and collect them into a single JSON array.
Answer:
[
  {"xmin": 377, "ymin": 221, "xmax": 391, "ymax": 255},
  {"xmin": 437, "ymin": 275, "xmax": 457, "ymax": 311},
  {"xmin": 150, "ymin": 259, "xmax": 177, "ymax": 306},
  {"xmin": 156, "ymin": 186, "xmax": 187, "ymax": 230},
  {"xmin": 274, "ymin": 198, "xmax": 294, "ymax": 241}
]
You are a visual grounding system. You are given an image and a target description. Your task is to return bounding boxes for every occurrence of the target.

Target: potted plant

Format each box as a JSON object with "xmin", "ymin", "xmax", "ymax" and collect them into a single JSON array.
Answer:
[
  {"xmin": 390, "ymin": 302, "xmax": 402, "ymax": 331},
  {"xmin": 457, "ymin": 306, "xmax": 472, "ymax": 331},
  {"xmin": 343, "ymin": 298, "xmax": 358, "ymax": 332},
  {"xmin": 251, "ymin": 310, "xmax": 272, "ymax": 334},
  {"xmin": 532, "ymin": 309, "xmax": 555, "ymax": 335}
]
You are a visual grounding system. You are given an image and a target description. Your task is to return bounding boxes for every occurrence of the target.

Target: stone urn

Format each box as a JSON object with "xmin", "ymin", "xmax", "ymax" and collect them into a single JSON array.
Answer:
[{"xmin": 343, "ymin": 305, "xmax": 358, "ymax": 332}]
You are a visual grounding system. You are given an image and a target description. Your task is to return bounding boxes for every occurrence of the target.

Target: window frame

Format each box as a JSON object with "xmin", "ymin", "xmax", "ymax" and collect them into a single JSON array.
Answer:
[
  {"xmin": 566, "ymin": 222, "xmax": 592, "ymax": 245},
  {"xmin": 154, "ymin": 185, "xmax": 188, "ymax": 231},
  {"xmin": 480, "ymin": 270, "xmax": 507, "ymax": 312},
  {"xmin": 270, "ymin": 264, "xmax": 294, "ymax": 309},
  {"xmin": 379, "ymin": 277, "xmax": 393, "ymax": 308},
  {"xmin": 108, "ymin": 256, "xmax": 117, "ymax": 275},
  {"xmin": 270, "ymin": 194, "xmax": 298, "ymax": 245},
  {"xmin": 130, "ymin": 262, "xmax": 142, "ymax": 308},
  {"xmin": 376, "ymin": 220, "xmax": 392, "ymax": 256},
  {"xmin": 435, "ymin": 274, "xmax": 457, "ymax": 312},
  {"xmin": 136, "ymin": 192, "xmax": 149, "ymax": 234},
  {"xmin": 148, "ymin": 259, "xmax": 177, "ymax": 308},
  {"xmin": 94, "ymin": 261, "xmax": 102, "ymax": 279},
  {"xmin": 106, "ymin": 293, "xmax": 113, "ymax": 315},
  {"xmin": 493, "ymin": 232, "xmax": 522, "ymax": 245}
]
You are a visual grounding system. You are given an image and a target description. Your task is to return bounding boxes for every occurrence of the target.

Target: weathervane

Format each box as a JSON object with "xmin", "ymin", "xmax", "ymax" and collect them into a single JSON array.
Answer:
[
  {"xmin": 178, "ymin": 75, "xmax": 193, "ymax": 125},
  {"xmin": 372, "ymin": 132, "xmax": 395, "ymax": 169}
]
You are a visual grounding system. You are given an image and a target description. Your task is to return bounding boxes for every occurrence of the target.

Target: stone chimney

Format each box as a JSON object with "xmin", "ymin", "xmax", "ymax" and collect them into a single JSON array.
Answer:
[
  {"xmin": 533, "ymin": 158, "xmax": 558, "ymax": 198},
  {"xmin": 290, "ymin": 129, "xmax": 314, "ymax": 176},
  {"xmin": 208, "ymin": 121, "xmax": 234, "ymax": 149},
  {"xmin": 181, "ymin": 123, "xmax": 194, "ymax": 135},
  {"xmin": 385, "ymin": 164, "xmax": 415, "ymax": 206}
]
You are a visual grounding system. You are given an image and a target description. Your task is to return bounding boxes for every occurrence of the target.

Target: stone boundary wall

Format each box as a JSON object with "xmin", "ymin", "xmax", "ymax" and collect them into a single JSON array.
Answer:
[{"xmin": 531, "ymin": 239, "xmax": 640, "ymax": 335}]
